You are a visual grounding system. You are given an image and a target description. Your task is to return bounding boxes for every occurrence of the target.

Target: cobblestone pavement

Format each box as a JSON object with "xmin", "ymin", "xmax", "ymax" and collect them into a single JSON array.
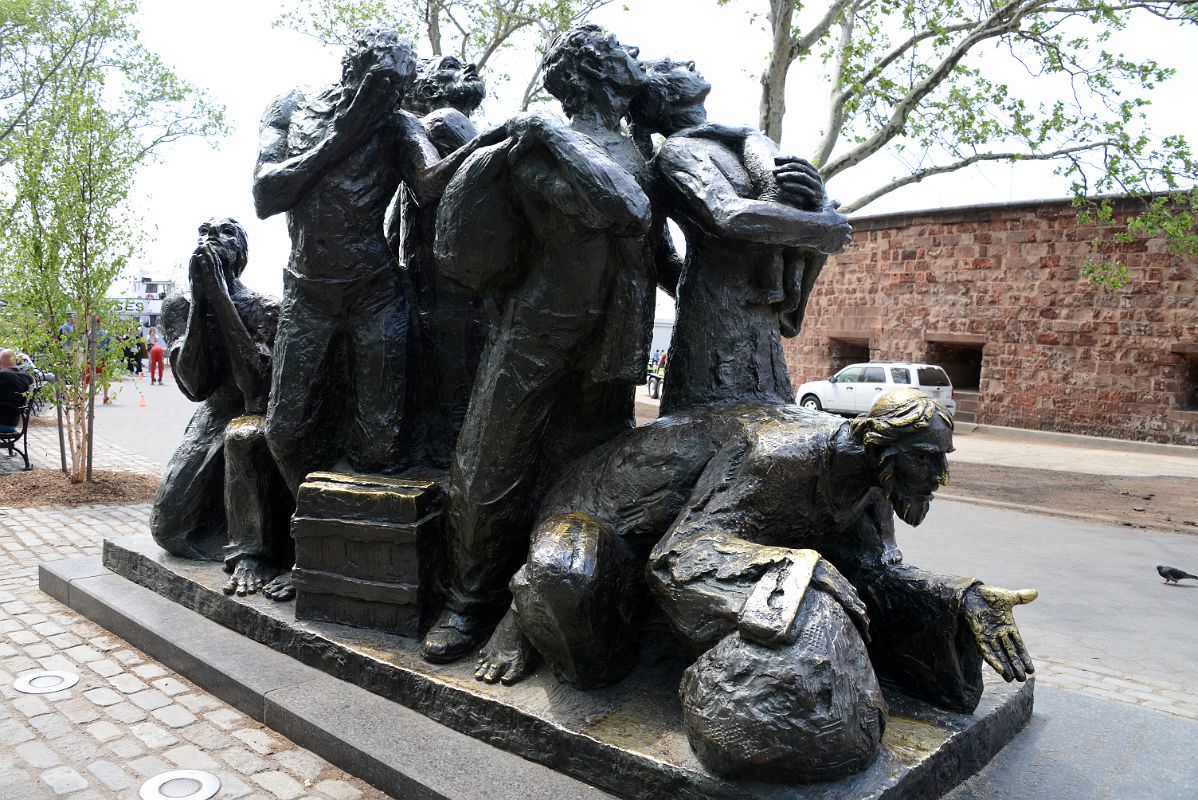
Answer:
[{"xmin": 0, "ymin": 503, "xmax": 386, "ymax": 800}]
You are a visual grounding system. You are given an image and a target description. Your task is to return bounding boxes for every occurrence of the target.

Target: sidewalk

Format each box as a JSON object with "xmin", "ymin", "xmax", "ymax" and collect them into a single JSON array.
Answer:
[{"xmin": 635, "ymin": 384, "xmax": 1198, "ymax": 480}]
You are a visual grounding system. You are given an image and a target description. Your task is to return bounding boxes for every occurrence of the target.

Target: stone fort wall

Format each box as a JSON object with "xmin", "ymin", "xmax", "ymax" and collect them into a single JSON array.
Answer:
[{"xmin": 782, "ymin": 197, "xmax": 1198, "ymax": 445}]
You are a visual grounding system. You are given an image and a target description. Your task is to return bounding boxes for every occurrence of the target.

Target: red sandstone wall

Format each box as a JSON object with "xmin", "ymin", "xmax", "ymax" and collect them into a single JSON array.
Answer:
[{"xmin": 783, "ymin": 198, "xmax": 1198, "ymax": 446}]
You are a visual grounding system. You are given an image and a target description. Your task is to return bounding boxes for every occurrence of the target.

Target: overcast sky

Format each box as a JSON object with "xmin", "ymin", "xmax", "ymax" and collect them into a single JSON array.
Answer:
[{"xmin": 127, "ymin": 0, "xmax": 1196, "ymax": 310}]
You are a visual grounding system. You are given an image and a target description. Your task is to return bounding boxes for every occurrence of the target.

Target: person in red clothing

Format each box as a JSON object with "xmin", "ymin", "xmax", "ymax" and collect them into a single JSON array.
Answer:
[{"xmin": 148, "ymin": 326, "xmax": 165, "ymax": 384}]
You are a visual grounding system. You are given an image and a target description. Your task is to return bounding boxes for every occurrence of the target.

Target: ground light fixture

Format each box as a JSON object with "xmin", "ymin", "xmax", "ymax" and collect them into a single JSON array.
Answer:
[
  {"xmin": 12, "ymin": 670, "xmax": 79, "ymax": 694},
  {"xmin": 139, "ymin": 770, "xmax": 222, "ymax": 800}
]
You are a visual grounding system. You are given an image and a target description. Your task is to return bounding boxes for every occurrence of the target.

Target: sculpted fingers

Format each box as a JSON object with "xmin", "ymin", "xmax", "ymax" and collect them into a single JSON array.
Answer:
[{"xmin": 979, "ymin": 637, "xmax": 1014, "ymax": 681}]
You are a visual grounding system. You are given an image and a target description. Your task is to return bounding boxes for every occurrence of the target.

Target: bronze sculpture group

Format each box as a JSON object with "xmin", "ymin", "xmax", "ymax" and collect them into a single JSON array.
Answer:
[{"xmin": 151, "ymin": 23, "xmax": 1036, "ymax": 784}]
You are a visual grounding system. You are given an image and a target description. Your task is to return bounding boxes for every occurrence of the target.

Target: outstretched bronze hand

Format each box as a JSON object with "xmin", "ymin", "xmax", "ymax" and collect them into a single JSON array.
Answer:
[{"xmin": 962, "ymin": 584, "xmax": 1038, "ymax": 682}]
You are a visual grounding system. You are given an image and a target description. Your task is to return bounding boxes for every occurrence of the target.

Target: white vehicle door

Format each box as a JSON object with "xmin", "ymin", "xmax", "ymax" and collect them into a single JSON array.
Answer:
[
  {"xmin": 827, "ymin": 366, "xmax": 864, "ymax": 413},
  {"xmin": 857, "ymin": 365, "xmax": 888, "ymax": 412},
  {"xmin": 916, "ymin": 366, "xmax": 954, "ymax": 404}
]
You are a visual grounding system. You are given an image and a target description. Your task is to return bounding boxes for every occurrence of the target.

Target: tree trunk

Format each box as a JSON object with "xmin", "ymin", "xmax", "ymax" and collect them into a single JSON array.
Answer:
[
  {"xmin": 55, "ymin": 390, "xmax": 67, "ymax": 472},
  {"xmin": 86, "ymin": 321, "xmax": 96, "ymax": 482},
  {"xmin": 760, "ymin": 0, "xmax": 796, "ymax": 143}
]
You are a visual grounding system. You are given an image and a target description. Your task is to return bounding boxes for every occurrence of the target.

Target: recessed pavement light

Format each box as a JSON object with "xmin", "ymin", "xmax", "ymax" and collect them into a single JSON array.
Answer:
[
  {"xmin": 12, "ymin": 670, "xmax": 79, "ymax": 694},
  {"xmin": 139, "ymin": 770, "xmax": 221, "ymax": 800}
]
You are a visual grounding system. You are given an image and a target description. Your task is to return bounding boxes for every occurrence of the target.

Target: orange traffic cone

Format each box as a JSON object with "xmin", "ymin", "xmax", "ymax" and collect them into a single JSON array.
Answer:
[
  {"xmin": 138, "ymin": 372, "xmax": 144, "ymax": 380},
  {"xmin": 138, "ymin": 394, "xmax": 147, "ymax": 408}
]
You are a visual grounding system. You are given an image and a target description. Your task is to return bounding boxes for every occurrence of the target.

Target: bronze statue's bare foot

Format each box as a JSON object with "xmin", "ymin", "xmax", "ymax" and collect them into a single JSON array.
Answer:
[
  {"xmin": 222, "ymin": 557, "xmax": 280, "ymax": 596},
  {"xmin": 262, "ymin": 571, "xmax": 295, "ymax": 602},
  {"xmin": 475, "ymin": 609, "xmax": 539, "ymax": 685}
]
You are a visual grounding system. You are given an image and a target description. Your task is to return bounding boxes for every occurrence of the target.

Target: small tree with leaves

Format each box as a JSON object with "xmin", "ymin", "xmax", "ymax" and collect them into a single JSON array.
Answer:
[
  {"xmin": 0, "ymin": 0, "xmax": 226, "ymax": 481},
  {"xmin": 276, "ymin": 0, "xmax": 613, "ymax": 109}
]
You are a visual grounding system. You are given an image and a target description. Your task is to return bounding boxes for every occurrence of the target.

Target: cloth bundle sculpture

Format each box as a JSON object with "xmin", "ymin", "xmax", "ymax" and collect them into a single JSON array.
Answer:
[{"xmin": 151, "ymin": 23, "xmax": 1036, "ymax": 783}]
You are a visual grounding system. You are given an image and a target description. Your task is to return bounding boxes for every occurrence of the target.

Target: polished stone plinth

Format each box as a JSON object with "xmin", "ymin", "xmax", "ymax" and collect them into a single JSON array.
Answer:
[{"xmin": 49, "ymin": 532, "xmax": 1034, "ymax": 800}]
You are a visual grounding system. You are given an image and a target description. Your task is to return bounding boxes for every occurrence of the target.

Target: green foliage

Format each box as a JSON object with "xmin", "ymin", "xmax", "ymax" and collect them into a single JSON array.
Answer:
[
  {"xmin": 740, "ymin": 0, "xmax": 1196, "ymax": 288},
  {"xmin": 0, "ymin": 0, "xmax": 227, "ymax": 480},
  {"xmin": 274, "ymin": 0, "xmax": 612, "ymax": 109}
]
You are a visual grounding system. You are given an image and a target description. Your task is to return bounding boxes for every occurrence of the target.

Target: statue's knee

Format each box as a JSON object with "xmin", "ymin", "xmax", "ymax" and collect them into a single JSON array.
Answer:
[
  {"xmin": 524, "ymin": 514, "xmax": 606, "ymax": 598},
  {"xmin": 225, "ymin": 416, "xmax": 268, "ymax": 456}
]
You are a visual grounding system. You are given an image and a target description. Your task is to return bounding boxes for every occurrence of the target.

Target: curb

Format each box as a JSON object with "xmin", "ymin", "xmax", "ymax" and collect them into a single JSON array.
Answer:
[{"xmin": 960, "ymin": 424, "xmax": 1198, "ymax": 459}]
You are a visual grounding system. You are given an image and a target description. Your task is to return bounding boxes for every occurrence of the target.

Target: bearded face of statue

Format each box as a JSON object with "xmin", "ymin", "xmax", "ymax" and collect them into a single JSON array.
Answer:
[{"xmin": 877, "ymin": 415, "xmax": 952, "ymax": 527}]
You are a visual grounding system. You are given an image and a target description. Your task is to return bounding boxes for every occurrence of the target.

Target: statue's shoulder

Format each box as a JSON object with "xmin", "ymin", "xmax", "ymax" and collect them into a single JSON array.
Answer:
[{"xmin": 422, "ymin": 107, "xmax": 476, "ymax": 153}]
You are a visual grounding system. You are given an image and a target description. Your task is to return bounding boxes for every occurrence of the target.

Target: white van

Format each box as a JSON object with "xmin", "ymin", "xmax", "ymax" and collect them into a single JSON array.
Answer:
[{"xmin": 796, "ymin": 362, "xmax": 956, "ymax": 417}]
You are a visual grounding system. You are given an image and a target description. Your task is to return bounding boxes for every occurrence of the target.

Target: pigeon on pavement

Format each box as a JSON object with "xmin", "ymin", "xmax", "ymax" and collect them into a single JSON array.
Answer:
[{"xmin": 1157, "ymin": 565, "xmax": 1198, "ymax": 584}]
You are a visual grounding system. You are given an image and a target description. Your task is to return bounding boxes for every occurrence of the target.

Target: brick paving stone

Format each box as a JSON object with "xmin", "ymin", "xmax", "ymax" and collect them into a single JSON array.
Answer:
[
  {"xmin": 130, "ymin": 721, "xmax": 179, "ymax": 749},
  {"xmin": 251, "ymin": 769, "xmax": 306, "ymax": 800},
  {"xmin": 180, "ymin": 721, "xmax": 233, "ymax": 750},
  {"xmin": 128, "ymin": 687, "xmax": 171, "ymax": 710},
  {"xmin": 0, "ymin": 501, "xmax": 386, "ymax": 800},
  {"xmin": 15, "ymin": 740, "xmax": 61, "ymax": 768},
  {"xmin": 204, "ymin": 707, "xmax": 243, "ymax": 731},
  {"xmin": 233, "ymin": 726, "xmax": 285, "ymax": 755},
  {"xmin": 150, "ymin": 703, "xmax": 197, "ymax": 728},
  {"xmin": 315, "ymin": 779, "xmax": 364, "ymax": 800},
  {"xmin": 82, "ymin": 687, "xmax": 122, "ymax": 707},
  {"xmin": 129, "ymin": 663, "xmax": 168, "ymax": 681},
  {"xmin": 163, "ymin": 743, "xmax": 221, "ymax": 771},
  {"xmin": 152, "ymin": 676, "xmax": 189, "ymax": 696},
  {"xmin": 127, "ymin": 754, "xmax": 172, "ymax": 777},
  {"xmin": 28, "ymin": 712, "xmax": 73, "ymax": 739},
  {"xmin": 84, "ymin": 720, "xmax": 122, "ymax": 743},
  {"xmin": 40, "ymin": 764, "xmax": 88, "ymax": 795},
  {"xmin": 86, "ymin": 660, "xmax": 120, "ymax": 678},
  {"xmin": 104, "ymin": 701, "xmax": 147, "ymax": 723},
  {"xmin": 222, "ymin": 744, "xmax": 272, "ymax": 774},
  {"xmin": 86, "ymin": 760, "xmax": 137, "ymax": 791},
  {"xmin": 107, "ymin": 672, "xmax": 149, "ymax": 694},
  {"xmin": 106, "ymin": 737, "xmax": 143, "ymax": 759}
]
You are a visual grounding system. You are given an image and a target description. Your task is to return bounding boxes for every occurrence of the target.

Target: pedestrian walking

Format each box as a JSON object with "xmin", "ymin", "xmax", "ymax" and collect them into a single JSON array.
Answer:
[{"xmin": 148, "ymin": 326, "xmax": 165, "ymax": 384}]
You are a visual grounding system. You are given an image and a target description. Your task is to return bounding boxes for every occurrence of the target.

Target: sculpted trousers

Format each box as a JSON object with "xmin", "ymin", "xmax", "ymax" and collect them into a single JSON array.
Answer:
[
  {"xmin": 266, "ymin": 270, "xmax": 412, "ymax": 496},
  {"xmin": 222, "ymin": 415, "xmax": 295, "ymax": 569},
  {"xmin": 442, "ymin": 302, "xmax": 634, "ymax": 619},
  {"xmin": 150, "ymin": 402, "xmax": 232, "ymax": 561}
]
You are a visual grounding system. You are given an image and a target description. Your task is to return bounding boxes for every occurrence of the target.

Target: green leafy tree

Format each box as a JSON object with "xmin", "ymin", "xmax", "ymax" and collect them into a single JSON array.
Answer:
[
  {"xmin": 723, "ymin": 0, "xmax": 1196, "ymax": 285},
  {"xmin": 0, "ymin": 0, "xmax": 226, "ymax": 481},
  {"xmin": 276, "ymin": 0, "xmax": 613, "ymax": 109}
]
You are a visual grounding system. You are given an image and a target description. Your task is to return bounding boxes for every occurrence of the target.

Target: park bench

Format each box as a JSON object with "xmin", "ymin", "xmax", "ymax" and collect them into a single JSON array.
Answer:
[{"xmin": 0, "ymin": 391, "xmax": 33, "ymax": 471}]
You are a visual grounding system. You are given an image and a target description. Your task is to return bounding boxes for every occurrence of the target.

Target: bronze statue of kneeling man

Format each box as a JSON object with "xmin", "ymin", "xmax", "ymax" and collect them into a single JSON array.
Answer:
[
  {"xmin": 151, "ymin": 218, "xmax": 294, "ymax": 597},
  {"xmin": 477, "ymin": 389, "xmax": 1036, "ymax": 781}
]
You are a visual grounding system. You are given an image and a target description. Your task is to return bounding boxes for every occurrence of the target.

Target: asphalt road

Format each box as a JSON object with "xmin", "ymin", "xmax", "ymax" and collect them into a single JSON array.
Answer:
[{"xmin": 899, "ymin": 500, "xmax": 1198, "ymax": 688}]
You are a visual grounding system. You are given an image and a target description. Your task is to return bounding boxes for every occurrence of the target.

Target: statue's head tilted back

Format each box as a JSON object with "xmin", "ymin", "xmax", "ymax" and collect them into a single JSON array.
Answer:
[
  {"xmin": 542, "ymin": 24, "xmax": 646, "ymax": 118},
  {"xmin": 630, "ymin": 58, "xmax": 711, "ymax": 136},
  {"xmin": 405, "ymin": 56, "xmax": 485, "ymax": 117},
  {"xmin": 851, "ymin": 388, "xmax": 954, "ymax": 527}
]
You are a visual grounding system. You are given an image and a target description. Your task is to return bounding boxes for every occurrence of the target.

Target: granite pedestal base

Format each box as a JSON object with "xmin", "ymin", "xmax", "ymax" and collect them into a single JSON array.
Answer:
[{"xmin": 47, "ymin": 533, "xmax": 1035, "ymax": 800}]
